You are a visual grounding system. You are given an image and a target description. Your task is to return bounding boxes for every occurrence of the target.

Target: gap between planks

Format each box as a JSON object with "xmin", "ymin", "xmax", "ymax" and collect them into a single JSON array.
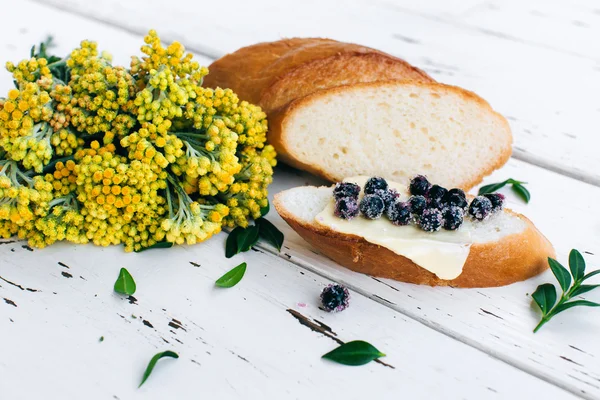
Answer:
[{"xmin": 27, "ymin": 0, "xmax": 600, "ymax": 189}]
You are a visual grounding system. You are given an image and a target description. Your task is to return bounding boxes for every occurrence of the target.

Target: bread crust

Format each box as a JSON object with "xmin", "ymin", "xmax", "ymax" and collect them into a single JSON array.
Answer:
[
  {"xmin": 203, "ymin": 38, "xmax": 431, "ymax": 111},
  {"xmin": 274, "ymin": 193, "xmax": 554, "ymax": 288},
  {"xmin": 260, "ymin": 52, "xmax": 432, "ymax": 113},
  {"xmin": 269, "ymin": 80, "xmax": 513, "ymax": 190}
]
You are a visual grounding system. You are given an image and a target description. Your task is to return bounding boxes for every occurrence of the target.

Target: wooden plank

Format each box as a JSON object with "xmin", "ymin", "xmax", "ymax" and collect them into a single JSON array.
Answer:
[
  {"xmin": 259, "ymin": 160, "xmax": 600, "ymax": 399},
  {"xmin": 35, "ymin": 0, "xmax": 600, "ymax": 187},
  {"xmin": 0, "ymin": 237, "xmax": 576, "ymax": 399}
]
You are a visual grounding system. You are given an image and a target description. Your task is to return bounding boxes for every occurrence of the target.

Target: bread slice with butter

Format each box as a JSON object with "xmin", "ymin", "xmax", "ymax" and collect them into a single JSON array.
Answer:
[{"xmin": 274, "ymin": 184, "xmax": 554, "ymax": 288}]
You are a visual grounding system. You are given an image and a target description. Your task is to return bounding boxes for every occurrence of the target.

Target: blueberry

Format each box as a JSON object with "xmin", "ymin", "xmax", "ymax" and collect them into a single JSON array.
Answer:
[
  {"xmin": 320, "ymin": 284, "xmax": 350, "ymax": 312},
  {"xmin": 427, "ymin": 184, "xmax": 448, "ymax": 208},
  {"xmin": 442, "ymin": 206, "xmax": 464, "ymax": 230},
  {"xmin": 387, "ymin": 200, "xmax": 411, "ymax": 226},
  {"xmin": 334, "ymin": 197, "xmax": 359, "ymax": 220},
  {"xmin": 359, "ymin": 194, "xmax": 385, "ymax": 219},
  {"xmin": 469, "ymin": 196, "xmax": 493, "ymax": 221},
  {"xmin": 333, "ymin": 182, "xmax": 361, "ymax": 200},
  {"xmin": 483, "ymin": 193, "xmax": 505, "ymax": 212},
  {"xmin": 419, "ymin": 208, "xmax": 443, "ymax": 232},
  {"xmin": 408, "ymin": 195, "xmax": 427, "ymax": 215},
  {"xmin": 364, "ymin": 177, "xmax": 388, "ymax": 195},
  {"xmin": 409, "ymin": 175, "xmax": 431, "ymax": 196},
  {"xmin": 374, "ymin": 188, "xmax": 399, "ymax": 209},
  {"xmin": 443, "ymin": 192, "xmax": 468, "ymax": 210}
]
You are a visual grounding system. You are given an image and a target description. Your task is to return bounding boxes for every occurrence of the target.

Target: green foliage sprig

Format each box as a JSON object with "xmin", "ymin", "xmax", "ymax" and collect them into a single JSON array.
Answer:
[{"xmin": 479, "ymin": 178, "xmax": 530, "ymax": 203}]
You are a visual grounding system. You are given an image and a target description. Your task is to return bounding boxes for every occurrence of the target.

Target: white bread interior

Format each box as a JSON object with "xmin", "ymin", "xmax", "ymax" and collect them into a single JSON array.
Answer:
[{"xmin": 273, "ymin": 81, "xmax": 512, "ymax": 190}]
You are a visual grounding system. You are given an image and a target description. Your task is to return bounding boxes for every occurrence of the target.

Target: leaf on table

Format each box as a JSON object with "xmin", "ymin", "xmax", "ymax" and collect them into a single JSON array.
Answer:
[
  {"xmin": 322, "ymin": 340, "xmax": 386, "ymax": 366},
  {"xmin": 134, "ymin": 241, "xmax": 173, "ymax": 252},
  {"xmin": 570, "ymin": 284, "xmax": 600, "ymax": 297},
  {"xmin": 215, "ymin": 262, "xmax": 247, "ymax": 288},
  {"xmin": 236, "ymin": 225, "xmax": 259, "ymax": 253},
  {"xmin": 532, "ymin": 283, "xmax": 556, "ymax": 315},
  {"xmin": 511, "ymin": 183, "xmax": 531, "ymax": 203},
  {"xmin": 478, "ymin": 180, "xmax": 508, "ymax": 195},
  {"xmin": 114, "ymin": 267, "xmax": 136, "ymax": 296},
  {"xmin": 552, "ymin": 300, "xmax": 600, "ymax": 316},
  {"xmin": 139, "ymin": 350, "xmax": 179, "ymax": 388},
  {"xmin": 569, "ymin": 249, "xmax": 586, "ymax": 282},
  {"xmin": 260, "ymin": 200, "xmax": 270, "ymax": 217},
  {"xmin": 548, "ymin": 258, "xmax": 571, "ymax": 292},
  {"xmin": 256, "ymin": 218, "xmax": 284, "ymax": 251},
  {"xmin": 225, "ymin": 227, "xmax": 243, "ymax": 258},
  {"xmin": 583, "ymin": 269, "xmax": 600, "ymax": 281}
]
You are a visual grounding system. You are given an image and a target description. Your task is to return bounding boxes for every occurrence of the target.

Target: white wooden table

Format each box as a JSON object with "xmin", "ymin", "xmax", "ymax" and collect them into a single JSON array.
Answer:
[{"xmin": 1, "ymin": 1, "xmax": 599, "ymax": 398}]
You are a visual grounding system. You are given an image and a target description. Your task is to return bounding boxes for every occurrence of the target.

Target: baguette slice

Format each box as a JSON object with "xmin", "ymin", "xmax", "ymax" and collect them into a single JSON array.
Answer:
[
  {"xmin": 204, "ymin": 38, "xmax": 431, "ymax": 114},
  {"xmin": 269, "ymin": 81, "xmax": 512, "ymax": 190},
  {"xmin": 274, "ymin": 185, "xmax": 554, "ymax": 288}
]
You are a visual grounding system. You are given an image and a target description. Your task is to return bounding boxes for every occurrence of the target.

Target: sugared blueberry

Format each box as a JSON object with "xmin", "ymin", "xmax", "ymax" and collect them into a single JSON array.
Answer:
[
  {"xmin": 364, "ymin": 177, "xmax": 388, "ymax": 195},
  {"xmin": 427, "ymin": 184, "xmax": 448, "ymax": 208},
  {"xmin": 468, "ymin": 196, "xmax": 493, "ymax": 221},
  {"xmin": 483, "ymin": 193, "xmax": 505, "ymax": 212},
  {"xmin": 386, "ymin": 200, "xmax": 412, "ymax": 226},
  {"xmin": 419, "ymin": 208, "xmax": 443, "ymax": 232},
  {"xmin": 409, "ymin": 175, "xmax": 431, "ymax": 196},
  {"xmin": 408, "ymin": 195, "xmax": 427, "ymax": 215},
  {"xmin": 442, "ymin": 206, "xmax": 464, "ymax": 230},
  {"xmin": 443, "ymin": 192, "xmax": 468, "ymax": 210},
  {"xmin": 333, "ymin": 182, "xmax": 361, "ymax": 200},
  {"xmin": 359, "ymin": 194, "xmax": 385, "ymax": 219},
  {"xmin": 334, "ymin": 197, "xmax": 359, "ymax": 220},
  {"xmin": 375, "ymin": 188, "xmax": 399, "ymax": 209},
  {"xmin": 320, "ymin": 284, "xmax": 350, "ymax": 312}
]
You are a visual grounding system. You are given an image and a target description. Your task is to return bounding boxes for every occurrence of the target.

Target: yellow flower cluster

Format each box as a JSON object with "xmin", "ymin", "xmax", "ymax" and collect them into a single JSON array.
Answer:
[{"xmin": 0, "ymin": 31, "xmax": 276, "ymax": 251}]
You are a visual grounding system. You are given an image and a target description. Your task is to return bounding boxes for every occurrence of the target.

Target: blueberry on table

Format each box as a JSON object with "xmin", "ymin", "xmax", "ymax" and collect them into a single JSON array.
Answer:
[
  {"xmin": 360, "ymin": 194, "xmax": 385, "ymax": 219},
  {"xmin": 483, "ymin": 193, "xmax": 505, "ymax": 212},
  {"xmin": 387, "ymin": 200, "xmax": 412, "ymax": 226},
  {"xmin": 419, "ymin": 208, "xmax": 443, "ymax": 232},
  {"xmin": 442, "ymin": 206, "xmax": 464, "ymax": 230},
  {"xmin": 408, "ymin": 195, "xmax": 427, "ymax": 216},
  {"xmin": 469, "ymin": 196, "xmax": 493, "ymax": 221},
  {"xmin": 333, "ymin": 182, "xmax": 361, "ymax": 200},
  {"xmin": 320, "ymin": 284, "xmax": 350, "ymax": 312},
  {"xmin": 364, "ymin": 177, "xmax": 388, "ymax": 195},
  {"xmin": 409, "ymin": 175, "xmax": 431, "ymax": 196},
  {"xmin": 334, "ymin": 197, "xmax": 359, "ymax": 220}
]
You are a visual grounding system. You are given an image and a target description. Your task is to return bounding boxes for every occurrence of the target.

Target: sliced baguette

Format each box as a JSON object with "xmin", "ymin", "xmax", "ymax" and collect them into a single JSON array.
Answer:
[
  {"xmin": 274, "ymin": 185, "xmax": 554, "ymax": 288},
  {"xmin": 204, "ymin": 38, "xmax": 431, "ymax": 114},
  {"xmin": 269, "ymin": 81, "xmax": 512, "ymax": 190}
]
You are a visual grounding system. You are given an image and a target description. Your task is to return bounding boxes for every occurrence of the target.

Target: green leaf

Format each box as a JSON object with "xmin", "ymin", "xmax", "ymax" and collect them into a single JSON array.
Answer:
[
  {"xmin": 215, "ymin": 262, "xmax": 247, "ymax": 288},
  {"xmin": 256, "ymin": 218, "xmax": 284, "ymax": 251},
  {"xmin": 139, "ymin": 350, "xmax": 179, "ymax": 388},
  {"xmin": 552, "ymin": 300, "xmax": 600, "ymax": 316},
  {"xmin": 260, "ymin": 200, "xmax": 270, "ymax": 217},
  {"xmin": 583, "ymin": 269, "xmax": 600, "ymax": 281},
  {"xmin": 569, "ymin": 249, "xmax": 586, "ymax": 282},
  {"xmin": 511, "ymin": 183, "xmax": 531, "ymax": 203},
  {"xmin": 236, "ymin": 225, "xmax": 259, "ymax": 253},
  {"xmin": 322, "ymin": 340, "xmax": 386, "ymax": 366},
  {"xmin": 478, "ymin": 180, "xmax": 508, "ymax": 195},
  {"xmin": 225, "ymin": 227, "xmax": 242, "ymax": 258},
  {"xmin": 570, "ymin": 284, "xmax": 600, "ymax": 298},
  {"xmin": 548, "ymin": 258, "xmax": 571, "ymax": 292},
  {"xmin": 532, "ymin": 283, "xmax": 556, "ymax": 315},
  {"xmin": 114, "ymin": 268, "xmax": 136, "ymax": 295},
  {"xmin": 134, "ymin": 241, "xmax": 173, "ymax": 252}
]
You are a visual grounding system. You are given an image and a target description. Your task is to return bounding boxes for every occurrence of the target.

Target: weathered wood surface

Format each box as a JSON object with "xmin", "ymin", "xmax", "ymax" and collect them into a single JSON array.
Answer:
[{"xmin": 1, "ymin": 0, "xmax": 599, "ymax": 399}]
